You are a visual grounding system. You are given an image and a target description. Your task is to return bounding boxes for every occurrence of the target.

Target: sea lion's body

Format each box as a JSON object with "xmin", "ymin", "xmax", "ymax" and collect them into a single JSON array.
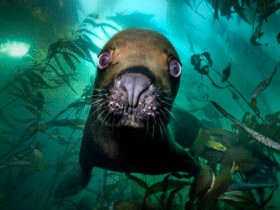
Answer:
[
  {"xmin": 81, "ymin": 115, "xmax": 199, "ymax": 174},
  {"xmin": 55, "ymin": 28, "xmax": 207, "ymax": 198}
]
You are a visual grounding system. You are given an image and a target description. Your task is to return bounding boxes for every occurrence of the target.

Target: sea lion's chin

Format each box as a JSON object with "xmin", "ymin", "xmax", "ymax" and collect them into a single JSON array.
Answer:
[
  {"xmin": 106, "ymin": 101, "xmax": 157, "ymax": 130},
  {"xmin": 118, "ymin": 113, "xmax": 144, "ymax": 128}
]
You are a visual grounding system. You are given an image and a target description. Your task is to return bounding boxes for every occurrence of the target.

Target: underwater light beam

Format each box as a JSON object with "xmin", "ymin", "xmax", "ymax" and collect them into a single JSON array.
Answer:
[{"xmin": 0, "ymin": 41, "xmax": 30, "ymax": 57}]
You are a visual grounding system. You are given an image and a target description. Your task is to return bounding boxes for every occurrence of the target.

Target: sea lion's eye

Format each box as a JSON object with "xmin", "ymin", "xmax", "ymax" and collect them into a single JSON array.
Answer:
[
  {"xmin": 168, "ymin": 59, "xmax": 181, "ymax": 78},
  {"xmin": 98, "ymin": 51, "xmax": 111, "ymax": 70}
]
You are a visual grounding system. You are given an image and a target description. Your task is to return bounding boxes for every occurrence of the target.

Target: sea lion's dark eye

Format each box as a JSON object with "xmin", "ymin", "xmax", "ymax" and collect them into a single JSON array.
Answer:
[
  {"xmin": 98, "ymin": 51, "xmax": 111, "ymax": 70},
  {"xmin": 168, "ymin": 59, "xmax": 181, "ymax": 78}
]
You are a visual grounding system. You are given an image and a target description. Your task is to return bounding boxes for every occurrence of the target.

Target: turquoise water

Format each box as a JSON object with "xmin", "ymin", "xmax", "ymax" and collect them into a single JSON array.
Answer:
[{"xmin": 0, "ymin": 0, "xmax": 280, "ymax": 209}]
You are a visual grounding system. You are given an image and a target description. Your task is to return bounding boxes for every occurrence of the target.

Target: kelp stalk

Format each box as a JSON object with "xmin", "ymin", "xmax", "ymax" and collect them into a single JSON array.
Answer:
[
  {"xmin": 211, "ymin": 101, "xmax": 280, "ymax": 151},
  {"xmin": 210, "ymin": 66, "xmax": 267, "ymax": 123}
]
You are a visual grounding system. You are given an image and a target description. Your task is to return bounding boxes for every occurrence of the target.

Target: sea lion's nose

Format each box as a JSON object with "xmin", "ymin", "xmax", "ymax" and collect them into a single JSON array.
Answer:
[{"xmin": 120, "ymin": 73, "xmax": 151, "ymax": 108}]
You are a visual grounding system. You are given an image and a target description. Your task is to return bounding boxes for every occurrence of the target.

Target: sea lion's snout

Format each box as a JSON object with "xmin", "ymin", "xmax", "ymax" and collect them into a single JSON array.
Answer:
[
  {"xmin": 119, "ymin": 71, "xmax": 151, "ymax": 108},
  {"xmin": 105, "ymin": 67, "xmax": 160, "ymax": 129}
]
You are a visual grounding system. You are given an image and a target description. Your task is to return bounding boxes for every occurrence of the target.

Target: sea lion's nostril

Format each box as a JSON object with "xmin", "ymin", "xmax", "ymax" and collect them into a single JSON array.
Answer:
[{"xmin": 120, "ymin": 73, "xmax": 151, "ymax": 108}]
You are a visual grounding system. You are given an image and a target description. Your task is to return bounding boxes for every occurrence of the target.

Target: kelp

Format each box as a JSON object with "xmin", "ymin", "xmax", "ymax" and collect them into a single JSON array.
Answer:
[
  {"xmin": 0, "ymin": 12, "xmax": 104, "ymax": 96},
  {"xmin": 32, "ymin": 148, "xmax": 45, "ymax": 171},
  {"xmin": 250, "ymin": 25, "xmax": 268, "ymax": 46},
  {"xmin": 52, "ymin": 84, "xmax": 93, "ymax": 120},
  {"xmin": 186, "ymin": 108, "xmax": 280, "ymax": 209},
  {"xmin": 125, "ymin": 173, "xmax": 191, "ymax": 209},
  {"xmin": 190, "ymin": 51, "xmax": 271, "ymax": 122},
  {"xmin": 197, "ymin": 0, "xmax": 280, "ymax": 45},
  {"xmin": 221, "ymin": 63, "xmax": 231, "ymax": 83},
  {"xmin": 114, "ymin": 200, "xmax": 156, "ymax": 210},
  {"xmin": 0, "ymin": 11, "xmax": 109, "ymax": 209},
  {"xmin": 211, "ymin": 101, "xmax": 280, "ymax": 151},
  {"xmin": 124, "ymin": 159, "xmax": 277, "ymax": 210},
  {"xmin": 0, "ymin": 170, "xmax": 36, "ymax": 209},
  {"xmin": 251, "ymin": 66, "xmax": 277, "ymax": 115},
  {"xmin": 191, "ymin": 165, "xmax": 233, "ymax": 209},
  {"xmin": 0, "ymin": 108, "xmax": 17, "ymax": 129},
  {"xmin": 0, "ymin": 145, "xmax": 44, "ymax": 172},
  {"xmin": 80, "ymin": 13, "xmax": 120, "ymax": 37},
  {"xmin": 185, "ymin": 100, "xmax": 280, "ymax": 206}
]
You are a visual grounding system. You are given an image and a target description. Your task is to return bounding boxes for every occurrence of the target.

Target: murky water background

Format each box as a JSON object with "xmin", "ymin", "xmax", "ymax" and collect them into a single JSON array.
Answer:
[{"xmin": 0, "ymin": 0, "xmax": 279, "ymax": 209}]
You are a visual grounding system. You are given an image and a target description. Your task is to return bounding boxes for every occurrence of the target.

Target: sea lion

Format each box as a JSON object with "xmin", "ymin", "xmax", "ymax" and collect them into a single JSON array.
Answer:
[{"xmin": 55, "ymin": 28, "xmax": 212, "ymax": 199}]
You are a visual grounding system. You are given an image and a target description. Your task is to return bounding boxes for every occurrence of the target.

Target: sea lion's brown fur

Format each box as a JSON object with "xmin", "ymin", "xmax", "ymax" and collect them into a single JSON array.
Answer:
[{"xmin": 94, "ymin": 29, "xmax": 180, "ymax": 96}]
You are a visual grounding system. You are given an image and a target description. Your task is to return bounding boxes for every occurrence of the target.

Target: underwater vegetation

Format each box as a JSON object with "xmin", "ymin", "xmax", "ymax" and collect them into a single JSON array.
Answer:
[
  {"xmin": 0, "ymin": 0, "xmax": 279, "ymax": 210},
  {"xmin": 203, "ymin": 0, "xmax": 280, "ymax": 46}
]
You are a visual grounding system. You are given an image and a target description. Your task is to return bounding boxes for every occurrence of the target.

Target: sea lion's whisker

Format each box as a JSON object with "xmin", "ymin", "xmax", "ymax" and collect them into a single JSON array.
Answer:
[
  {"xmin": 157, "ymin": 118, "xmax": 164, "ymax": 138},
  {"xmin": 159, "ymin": 117, "xmax": 166, "ymax": 135},
  {"xmin": 97, "ymin": 109, "xmax": 107, "ymax": 124},
  {"xmin": 94, "ymin": 88, "xmax": 106, "ymax": 92},
  {"xmin": 90, "ymin": 99, "xmax": 103, "ymax": 105},
  {"xmin": 92, "ymin": 104, "xmax": 103, "ymax": 114},
  {"xmin": 91, "ymin": 97, "xmax": 104, "ymax": 102},
  {"xmin": 102, "ymin": 111, "xmax": 110, "ymax": 125},
  {"xmin": 91, "ymin": 102, "xmax": 106, "ymax": 111},
  {"xmin": 90, "ymin": 104, "xmax": 103, "ymax": 111},
  {"xmin": 155, "ymin": 100, "xmax": 172, "ymax": 110},
  {"xmin": 90, "ymin": 104, "xmax": 105, "ymax": 119},
  {"xmin": 164, "ymin": 107, "xmax": 177, "ymax": 121},
  {"xmin": 160, "ymin": 99, "xmax": 172, "ymax": 107},
  {"xmin": 163, "ymin": 96, "xmax": 174, "ymax": 101},
  {"xmin": 91, "ymin": 93, "xmax": 107, "ymax": 98},
  {"xmin": 158, "ymin": 107, "xmax": 169, "ymax": 122},
  {"xmin": 90, "ymin": 107, "xmax": 104, "ymax": 117},
  {"xmin": 90, "ymin": 98, "xmax": 104, "ymax": 106}
]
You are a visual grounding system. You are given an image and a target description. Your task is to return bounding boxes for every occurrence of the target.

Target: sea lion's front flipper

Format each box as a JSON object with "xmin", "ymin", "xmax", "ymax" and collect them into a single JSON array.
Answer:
[{"xmin": 54, "ymin": 163, "xmax": 92, "ymax": 198}]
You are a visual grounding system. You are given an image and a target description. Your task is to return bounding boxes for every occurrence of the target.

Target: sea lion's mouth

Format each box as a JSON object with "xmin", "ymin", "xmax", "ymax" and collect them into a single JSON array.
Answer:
[{"xmin": 91, "ymin": 66, "xmax": 173, "ymax": 135}]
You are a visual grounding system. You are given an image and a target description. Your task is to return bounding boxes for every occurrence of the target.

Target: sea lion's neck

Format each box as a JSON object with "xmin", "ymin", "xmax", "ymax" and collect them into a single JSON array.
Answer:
[
  {"xmin": 92, "ymin": 119, "xmax": 167, "ymax": 144},
  {"xmin": 113, "ymin": 126, "xmax": 166, "ymax": 143}
]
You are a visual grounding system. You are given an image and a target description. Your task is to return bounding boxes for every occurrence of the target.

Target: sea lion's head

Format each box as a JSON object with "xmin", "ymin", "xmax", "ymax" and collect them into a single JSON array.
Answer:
[{"xmin": 91, "ymin": 28, "xmax": 182, "ymax": 134}]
